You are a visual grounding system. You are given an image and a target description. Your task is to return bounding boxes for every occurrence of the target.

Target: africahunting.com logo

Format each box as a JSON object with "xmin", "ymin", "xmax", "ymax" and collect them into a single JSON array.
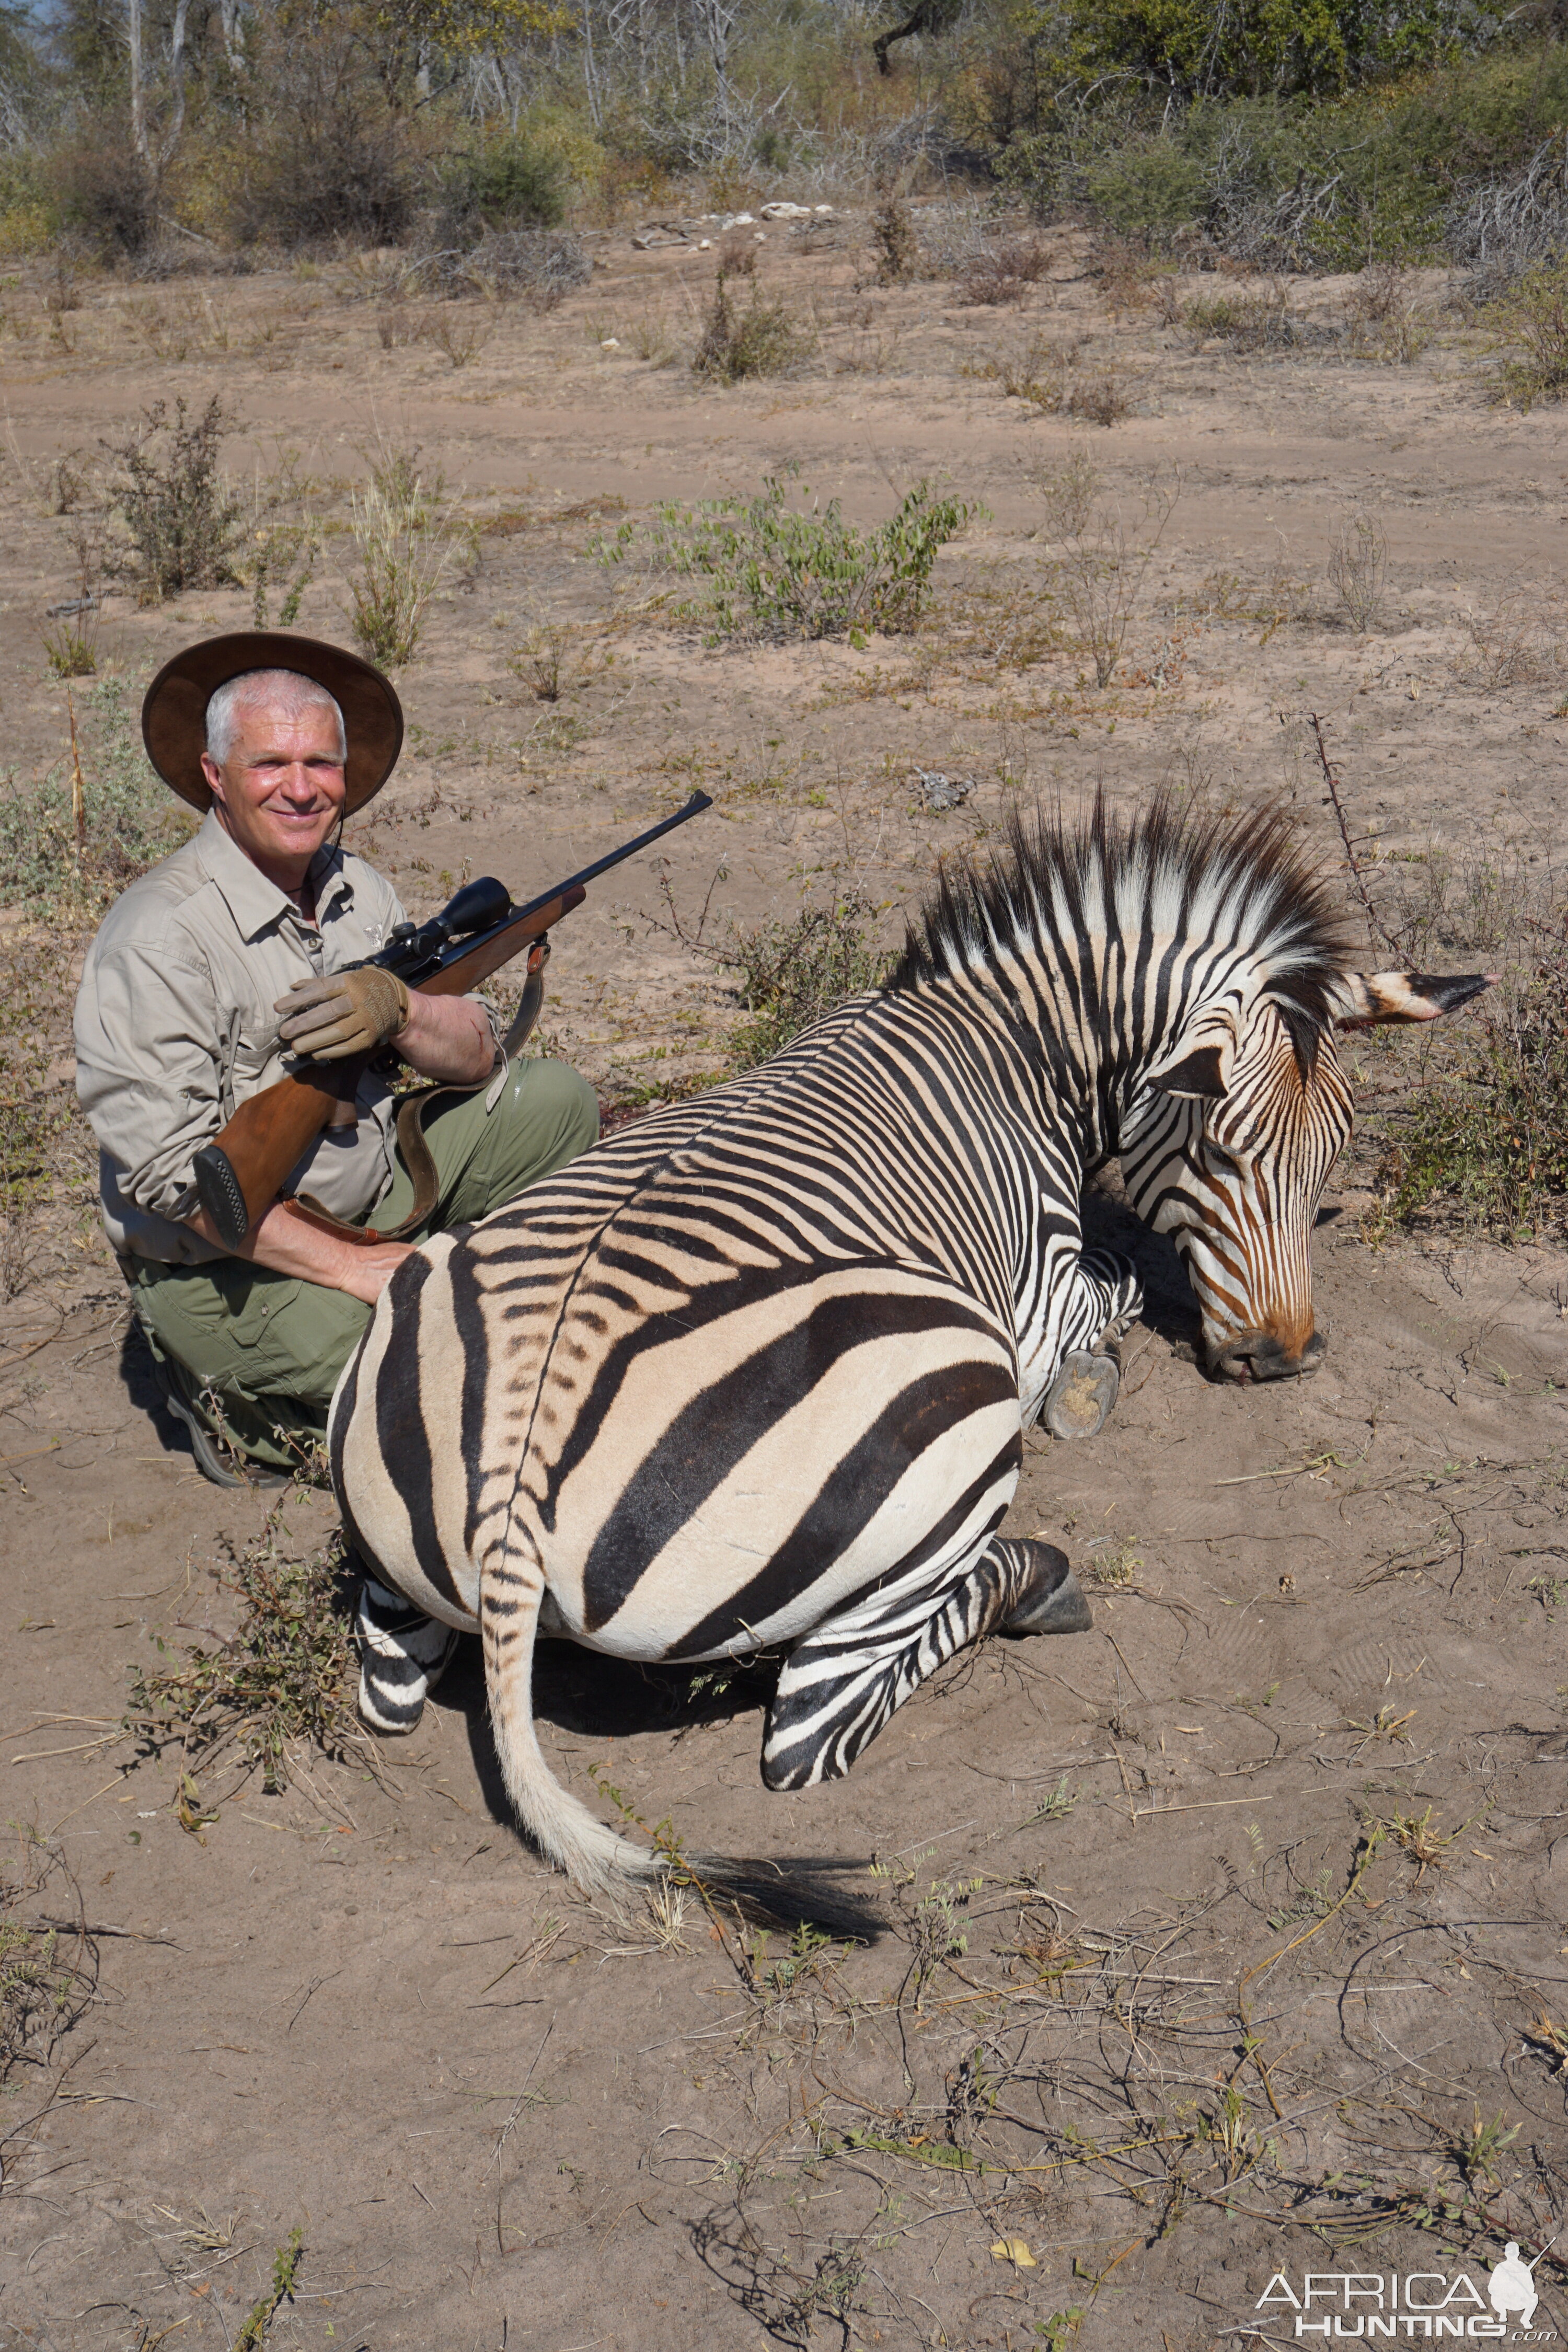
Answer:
[{"xmin": 1248, "ymin": 2252, "xmax": 1558, "ymax": 2339}]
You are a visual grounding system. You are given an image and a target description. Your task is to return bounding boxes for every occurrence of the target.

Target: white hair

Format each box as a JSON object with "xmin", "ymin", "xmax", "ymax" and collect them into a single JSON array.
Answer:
[{"xmin": 204, "ymin": 668, "xmax": 347, "ymax": 766}]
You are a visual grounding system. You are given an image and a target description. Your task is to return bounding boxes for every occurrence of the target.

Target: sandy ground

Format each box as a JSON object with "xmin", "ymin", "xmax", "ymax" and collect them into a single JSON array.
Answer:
[{"xmin": 0, "ymin": 213, "xmax": 1565, "ymax": 2350}]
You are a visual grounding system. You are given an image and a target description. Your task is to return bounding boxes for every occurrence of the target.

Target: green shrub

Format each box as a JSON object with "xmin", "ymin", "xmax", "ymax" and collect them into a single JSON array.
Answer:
[
  {"xmin": 1377, "ymin": 925, "xmax": 1568, "ymax": 1239},
  {"xmin": 0, "ymin": 679, "xmax": 190, "ymax": 919},
  {"xmin": 440, "ymin": 131, "xmax": 566, "ymax": 233},
  {"xmin": 1486, "ymin": 263, "xmax": 1568, "ymax": 408},
  {"xmin": 51, "ymin": 125, "xmax": 155, "ymax": 257},
  {"xmin": 1020, "ymin": 40, "xmax": 1568, "ymax": 267},
  {"xmin": 1084, "ymin": 142, "xmax": 1207, "ymax": 241},
  {"xmin": 693, "ymin": 274, "xmax": 815, "ymax": 383},
  {"xmin": 104, "ymin": 396, "xmax": 245, "ymax": 606},
  {"xmin": 1057, "ymin": 0, "xmax": 1482, "ymax": 108},
  {"xmin": 723, "ymin": 892, "xmax": 894, "ymax": 1069},
  {"xmin": 598, "ymin": 471, "xmax": 981, "ymax": 644},
  {"xmin": 228, "ymin": 23, "xmax": 415, "ymax": 248}
]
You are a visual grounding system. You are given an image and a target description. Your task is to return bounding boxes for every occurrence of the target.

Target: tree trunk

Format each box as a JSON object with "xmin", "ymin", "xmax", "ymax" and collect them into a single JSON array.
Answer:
[
  {"xmin": 159, "ymin": 0, "xmax": 191, "ymax": 165},
  {"xmin": 219, "ymin": 0, "xmax": 246, "ymax": 74},
  {"xmin": 128, "ymin": 0, "xmax": 148, "ymax": 163}
]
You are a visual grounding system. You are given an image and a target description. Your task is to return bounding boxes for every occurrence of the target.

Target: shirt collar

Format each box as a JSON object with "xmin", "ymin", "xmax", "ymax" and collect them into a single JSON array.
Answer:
[{"xmin": 195, "ymin": 809, "xmax": 355, "ymax": 943}]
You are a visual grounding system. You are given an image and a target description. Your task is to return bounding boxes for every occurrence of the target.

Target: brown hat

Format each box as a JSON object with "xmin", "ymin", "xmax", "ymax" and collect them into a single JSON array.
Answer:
[{"xmin": 141, "ymin": 631, "xmax": 404, "ymax": 815}]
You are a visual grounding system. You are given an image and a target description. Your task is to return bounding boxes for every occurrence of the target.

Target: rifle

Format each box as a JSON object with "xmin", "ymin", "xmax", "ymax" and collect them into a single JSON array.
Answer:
[{"xmin": 191, "ymin": 790, "xmax": 712, "ymax": 1253}]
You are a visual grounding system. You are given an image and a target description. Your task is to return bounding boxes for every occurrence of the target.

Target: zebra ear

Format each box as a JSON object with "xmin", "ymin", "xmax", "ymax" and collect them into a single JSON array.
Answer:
[
  {"xmin": 1146, "ymin": 1009, "xmax": 1238, "ymax": 1099},
  {"xmin": 1330, "ymin": 970, "xmax": 1495, "ymax": 1029},
  {"xmin": 1147, "ymin": 1044, "xmax": 1229, "ymax": 1099}
]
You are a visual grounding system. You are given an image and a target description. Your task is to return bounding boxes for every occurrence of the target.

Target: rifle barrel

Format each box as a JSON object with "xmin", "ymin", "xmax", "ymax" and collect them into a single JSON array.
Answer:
[{"xmin": 505, "ymin": 790, "xmax": 713, "ymax": 925}]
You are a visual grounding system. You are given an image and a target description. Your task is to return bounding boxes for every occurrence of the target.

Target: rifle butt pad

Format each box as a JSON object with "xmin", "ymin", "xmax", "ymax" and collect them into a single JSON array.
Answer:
[{"xmin": 193, "ymin": 1144, "xmax": 251, "ymax": 1251}]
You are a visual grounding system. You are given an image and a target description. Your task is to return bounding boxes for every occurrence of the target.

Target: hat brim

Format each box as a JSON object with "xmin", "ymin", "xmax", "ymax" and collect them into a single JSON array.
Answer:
[{"xmin": 141, "ymin": 631, "xmax": 404, "ymax": 816}]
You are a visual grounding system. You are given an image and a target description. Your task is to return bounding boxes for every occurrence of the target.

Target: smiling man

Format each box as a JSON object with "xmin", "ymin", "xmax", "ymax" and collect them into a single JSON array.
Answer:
[{"xmin": 75, "ymin": 632, "xmax": 598, "ymax": 1729}]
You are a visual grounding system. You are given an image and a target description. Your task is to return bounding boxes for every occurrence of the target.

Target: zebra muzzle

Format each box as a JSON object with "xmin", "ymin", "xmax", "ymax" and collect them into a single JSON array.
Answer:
[{"xmin": 1208, "ymin": 1327, "xmax": 1326, "ymax": 1383}]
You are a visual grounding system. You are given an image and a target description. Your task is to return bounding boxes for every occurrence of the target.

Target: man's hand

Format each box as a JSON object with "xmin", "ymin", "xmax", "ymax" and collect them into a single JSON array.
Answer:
[{"xmin": 275, "ymin": 967, "xmax": 410, "ymax": 1060}]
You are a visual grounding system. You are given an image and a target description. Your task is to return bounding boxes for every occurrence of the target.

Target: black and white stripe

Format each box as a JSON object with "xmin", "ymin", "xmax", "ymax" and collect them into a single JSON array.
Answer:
[{"xmin": 330, "ymin": 797, "xmax": 1490, "ymax": 1895}]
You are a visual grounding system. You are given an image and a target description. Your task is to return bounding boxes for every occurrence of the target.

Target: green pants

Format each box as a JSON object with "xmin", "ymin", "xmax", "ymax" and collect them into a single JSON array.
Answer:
[{"xmin": 128, "ymin": 1058, "xmax": 598, "ymax": 1472}]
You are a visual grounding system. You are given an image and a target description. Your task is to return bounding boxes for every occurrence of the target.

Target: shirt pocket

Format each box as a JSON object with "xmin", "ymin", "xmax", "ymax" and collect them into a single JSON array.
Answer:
[{"xmin": 223, "ymin": 996, "xmax": 291, "ymax": 1112}]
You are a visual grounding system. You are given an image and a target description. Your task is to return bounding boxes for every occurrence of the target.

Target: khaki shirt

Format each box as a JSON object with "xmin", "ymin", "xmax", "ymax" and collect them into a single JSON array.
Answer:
[{"xmin": 76, "ymin": 812, "xmax": 415, "ymax": 1265}]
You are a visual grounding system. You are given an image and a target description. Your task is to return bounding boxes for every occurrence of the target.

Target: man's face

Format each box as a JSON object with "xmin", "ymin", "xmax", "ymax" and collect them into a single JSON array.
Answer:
[{"xmin": 200, "ymin": 697, "xmax": 347, "ymax": 882}]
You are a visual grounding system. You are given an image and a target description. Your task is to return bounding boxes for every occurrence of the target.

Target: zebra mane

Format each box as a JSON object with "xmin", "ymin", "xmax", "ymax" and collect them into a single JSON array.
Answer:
[{"xmin": 891, "ymin": 793, "xmax": 1355, "ymax": 1037}]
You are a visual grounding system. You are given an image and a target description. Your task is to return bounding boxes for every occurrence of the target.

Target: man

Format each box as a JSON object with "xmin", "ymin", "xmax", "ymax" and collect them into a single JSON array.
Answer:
[{"xmin": 75, "ymin": 631, "xmax": 598, "ymax": 1732}]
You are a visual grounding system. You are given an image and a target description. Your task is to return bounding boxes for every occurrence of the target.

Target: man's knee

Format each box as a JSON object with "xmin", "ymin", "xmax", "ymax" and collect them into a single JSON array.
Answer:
[{"xmin": 505, "ymin": 1057, "xmax": 599, "ymax": 1171}]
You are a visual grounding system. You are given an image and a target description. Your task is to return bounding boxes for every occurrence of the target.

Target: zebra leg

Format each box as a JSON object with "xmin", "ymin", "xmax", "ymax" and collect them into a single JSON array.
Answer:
[
  {"xmin": 762, "ymin": 1537, "xmax": 1089, "ymax": 1791},
  {"xmin": 1039, "ymin": 1247, "xmax": 1143, "ymax": 1442}
]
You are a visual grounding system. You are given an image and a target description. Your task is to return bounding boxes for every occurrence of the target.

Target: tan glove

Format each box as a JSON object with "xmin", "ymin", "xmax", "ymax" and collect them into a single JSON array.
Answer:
[{"xmin": 274, "ymin": 967, "xmax": 410, "ymax": 1062}]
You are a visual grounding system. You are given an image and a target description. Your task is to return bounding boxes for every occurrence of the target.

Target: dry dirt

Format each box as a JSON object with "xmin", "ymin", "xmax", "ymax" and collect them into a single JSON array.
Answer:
[{"xmin": 0, "ymin": 212, "xmax": 1565, "ymax": 2352}]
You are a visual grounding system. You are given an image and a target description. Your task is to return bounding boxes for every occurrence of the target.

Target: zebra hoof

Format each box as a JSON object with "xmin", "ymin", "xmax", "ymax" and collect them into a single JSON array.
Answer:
[
  {"xmin": 998, "ymin": 1542, "xmax": 1093, "ymax": 1637},
  {"xmin": 1041, "ymin": 1350, "xmax": 1119, "ymax": 1441}
]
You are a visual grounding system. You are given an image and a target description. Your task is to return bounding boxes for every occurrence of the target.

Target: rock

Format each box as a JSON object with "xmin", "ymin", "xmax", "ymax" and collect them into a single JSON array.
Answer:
[
  {"xmin": 732, "ymin": 212, "xmax": 754, "ymax": 226},
  {"xmin": 760, "ymin": 201, "xmax": 811, "ymax": 220},
  {"xmin": 815, "ymin": 204, "xmax": 833, "ymax": 215},
  {"xmin": 911, "ymin": 769, "xmax": 976, "ymax": 813},
  {"xmin": 698, "ymin": 239, "xmax": 711, "ymax": 250},
  {"xmin": 600, "ymin": 337, "xmax": 620, "ymax": 350}
]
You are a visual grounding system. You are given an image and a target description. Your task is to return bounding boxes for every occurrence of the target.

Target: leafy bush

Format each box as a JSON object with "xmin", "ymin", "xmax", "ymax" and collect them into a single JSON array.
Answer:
[
  {"xmin": 1030, "ymin": 41, "xmax": 1568, "ymax": 268},
  {"xmin": 1055, "ymin": 0, "xmax": 1488, "ymax": 109},
  {"xmin": 1486, "ymin": 262, "xmax": 1568, "ymax": 407},
  {"xmin": 723, "ymin": 892, "xmax": 893, "ymax": 1069},
  {"xmin": 103, "ymin": 395, "xmax": 244, "ymax": 605},
  {"xmin": 1085, "ymin": 142, "xmax": 1208, "ymax": 241},
  {"xmin": 228, "ymin": 25, "xmax": 415, "ymax": 248},
  {"xmin": 439, "ymin": 130, "xmax": 566, "ymax": 234},
  {"xmin": 598, "ymin": 471, "xmax": 981, "ymax": 644},
  {"xmin": 0, "ymin": 678, "xmax": 189, "ymax": 919},
  {"xmin": 693, "ymin": 274, "xmax": 815, "ymax": 383},
  {"xmin": 1377, "ymin": 921, "xmax": 1568, "ymax": 1240},
  {"xmin": 51, "ymin": 128, "xmax": 155, "ymax": 258}
]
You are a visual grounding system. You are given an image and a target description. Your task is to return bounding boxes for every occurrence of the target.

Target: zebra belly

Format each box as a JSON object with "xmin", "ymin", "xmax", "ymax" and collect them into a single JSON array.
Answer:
[{"xmin": 527, "ymin": 1267, "xmax": 1023, "ymax": 1664}]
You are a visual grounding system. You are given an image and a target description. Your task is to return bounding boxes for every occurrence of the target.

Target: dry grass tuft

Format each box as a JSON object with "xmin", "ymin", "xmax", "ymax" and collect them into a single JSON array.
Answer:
[
  {"xmin": 955, "ymin": 233, "xmax": 1052, "ymax": 307},
  {"xmin": 693, "ymin": 274, "xmax": 815, "ymax": 384},
  {"xmin": 869, "ymin": 197, "xmax": 921, "ymax": 287},
  {"xmin": 344, "ymin": 438, "xmax": 470, "ymax": 667},
  {"xmin": 1456, "ymin": 590, "xmax": 1560, "ymax": 687},
  {"xmin": 1327, "ymin": 508, "xmax": 1389, "ymax": 632},
  {"xmin": 125, "ymin": 1508, "xmax": 366, "ymax": 1812}
]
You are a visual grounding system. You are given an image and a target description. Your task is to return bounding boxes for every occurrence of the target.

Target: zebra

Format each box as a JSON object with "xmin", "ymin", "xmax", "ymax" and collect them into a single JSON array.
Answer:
[{"xmin": 329, "ymin": 797, "xmax": 1489, "ymax": 1901}]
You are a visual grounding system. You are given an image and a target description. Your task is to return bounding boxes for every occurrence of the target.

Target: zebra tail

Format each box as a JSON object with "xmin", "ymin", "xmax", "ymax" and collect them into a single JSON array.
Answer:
[
  {"xmin": 480, "ymin": 1543, "xmax": 665, "ymax": 1900},
  {"xmin": 481, "ymin": 1548, "xmax": 883, "ymax": 1931}
]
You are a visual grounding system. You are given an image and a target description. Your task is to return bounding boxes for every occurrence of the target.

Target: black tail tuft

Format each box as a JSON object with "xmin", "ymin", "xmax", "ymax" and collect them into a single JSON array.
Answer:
[{"xmin": 681, "ymin": 1853, "xmax": 885, "ymax": 1940}]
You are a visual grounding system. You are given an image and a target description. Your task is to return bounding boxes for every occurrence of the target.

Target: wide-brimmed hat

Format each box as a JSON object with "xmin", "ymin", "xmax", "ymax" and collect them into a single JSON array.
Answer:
[{"xmin": 141, "ymin": 631, "xmax": 404, "ymax": 815}]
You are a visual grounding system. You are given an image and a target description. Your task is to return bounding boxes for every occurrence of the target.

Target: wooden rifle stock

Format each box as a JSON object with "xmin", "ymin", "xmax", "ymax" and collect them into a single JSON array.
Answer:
[{"xmin": 192, "ymin": 789, "xmax": 709, "ymax": 1250}]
